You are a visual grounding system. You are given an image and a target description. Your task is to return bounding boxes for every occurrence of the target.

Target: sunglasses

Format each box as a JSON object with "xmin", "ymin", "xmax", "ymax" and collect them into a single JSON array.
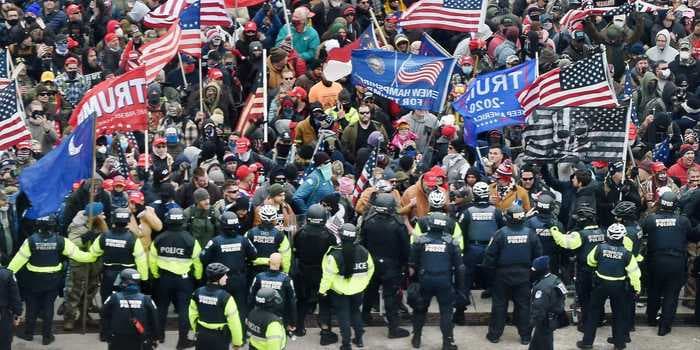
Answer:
[
  {"xmin": 284, "ymin": 77, "xmax": 295, "ymax": 80},
  {"xmin": 359, "ymin": 111, "xmax": 371, "ymax": 115},
  {"xmin": 225, "ymin": 189, "xmax": 239, "ymax": 194},
  {"xmin": 155, "ymin": 144, "xmax": 167, "ymax": 148},
  {"xmin": 38, "ymin": 92, "xmax": 56, "ymax": 96},
  {"xmin": 521, "ymin": 177, "xmax": 534, "ymax": 181}
]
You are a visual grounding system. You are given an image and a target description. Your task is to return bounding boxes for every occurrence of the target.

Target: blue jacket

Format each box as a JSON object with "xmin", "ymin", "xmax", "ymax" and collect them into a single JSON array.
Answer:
[
  {"xmin": 274, "ymin": 24, "xmax": 320, "ymax": 62},
  {"xmin": 292, "ymin": 170, "xmax": 334, "ymax": 214},
  {"xmin": 253, "ymin": 7, "xmax": 283, "ymax": 49}
]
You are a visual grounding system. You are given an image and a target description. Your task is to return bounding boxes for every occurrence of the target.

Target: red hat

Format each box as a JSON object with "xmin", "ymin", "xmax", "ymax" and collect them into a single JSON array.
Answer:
[
  {"xmin": 236, "ymin": 137, "xmax": 251, "ymax": 154},
  {"xmin": 137, "ymin": 154, "xmax": 151, "ymax": 168},
  {"xmin": 64, "ymin": 57, "xmax": 79, "ymax": 66},
  {"xmin": 430, "ymin": 166, "xmax": 446, "ymax": 179},
  {"xmin": 153, "ymin": 137, "xmax": 166, "ymax": 146},
  {"xmin": 207, "ymin": 68, "xmax": 223, "ymax": 81},
  {"xmin": 128, "ymin": 191, "xmax": 145, "ymax": 205},
  {"xmin": 496, "ymin": 162, "xmax": 513, "ymax": 179},
  {"xmin": 288, "ymin": 86, "xmax": 307, "ymax": 100},
  {"xmin": 591, "ymin": 160, "xmax": 608, "ymax": 168},
  {"xmin": 441, "ymin": 125, "xmax": 457, "ymax": 139},
  {"xmin": 113, "ymin": 175, "xmax": 126, "ymax": 187},
  {"xmin": 469, "ymin": 38, "xmax": 485, "ymax": 51},
  {"xmin": 67, "ymin": 36, "xmax": 79, "ymax": 49},
  {"xmin": 102, "ymin": 179, "xmax": 114, "ymax": 191},
  {"xmin": 236, "ymin": 165, "xmax": 251, "ymax": 180},
  {"xmin": 125, "ymin": 180, "xmax": 140, "ymax": 191},
  {"xmin": 16, "ymin": 140, "xmax": 32, "ymax": 150},
  {"xmin": 66, "ymin": 4, "xmax": 81, "ymax": 15},
  {"xmin": 243, "ymin": 21, "xmax": 257, "ymax": 32},
  {"xmin": 104, "ymin": 33, "xmax": 118, "ymax": 44},
  {"xmin": 651, "ymin": 161, "xmax": 667, "ymax": 173},
  {"xmin": 386, "ymin": 14, "xmax": 399, "ymax": 23},
  {"xmin": 459, "ymin": 55, "xmax": 474, "ymax": 66},
  {"xmin": 106, "ymin": 19, "xmax": 120, "ymax": 34},
  {"xmin": 72, "ymin": 181, "xmax": 82, "ymax": 191},
  {"xmin": 343, "ymin": 6, "xmax": 356, "ymax": 15},
  {"xmin": 423, "ymin": 173, "xmax": 438, "ymax": 187}
]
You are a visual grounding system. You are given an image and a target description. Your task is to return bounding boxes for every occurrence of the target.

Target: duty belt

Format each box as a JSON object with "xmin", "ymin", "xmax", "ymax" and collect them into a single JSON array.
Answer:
[{"xmin": 468, "ymin": 240, "xmax": 490, "ymax": 245}]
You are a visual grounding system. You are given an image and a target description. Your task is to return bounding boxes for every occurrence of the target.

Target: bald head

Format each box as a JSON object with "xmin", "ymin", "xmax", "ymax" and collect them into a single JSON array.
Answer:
[{"xmin": 269, "ymin": 253, "xmax": 282, "ymax": 271}]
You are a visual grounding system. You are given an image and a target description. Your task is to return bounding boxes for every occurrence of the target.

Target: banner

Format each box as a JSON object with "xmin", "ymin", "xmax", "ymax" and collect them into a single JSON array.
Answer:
[
  {"xmin": 419, "ymin": 32, "xmax": 450, "ymax": 57},
  {"xmin": 453, "ymin": 60, "xmax": 537, "ymax": 145},
  {"xmin": 351, "ymin": 50, "xmax": 455, "ymax": 112},
  {"xmin": 69, "ymin": 67, "xmax": 149, "ymax": 136}
]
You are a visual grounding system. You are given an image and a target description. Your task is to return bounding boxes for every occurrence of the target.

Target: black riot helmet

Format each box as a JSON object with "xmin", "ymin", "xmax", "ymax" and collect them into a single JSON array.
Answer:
[
  {"xmin": 306, "ymin": 204, "xmax": 328, "ymax": 225},
  {"xmin": 115, "ymin": 268, "xmax": 141, "ymax": 288},
  {"xmin": 255, "ymin": 287, "xmax": 283, "ymax": 308},
  {"xmin": 205, "ymin": 262, "xmax": 230, "ymax": 282},
  {"xmin": 165, "ymin": 208, "xmax": 185, "ymax": 226},
  {"xmin": 659, "ymin": 191, "xmax": 677, "ymax": 211},
  {"xmin": 219, "ymin": 211, "xmax": 240, "ymax": 234},
  {"xmin": 612, "ymin": 201, "xmax": 637, "ymax": 220},
  {"xmin": 536, "ymin": 193, "xmax": 554, "ymax": 214},
  {"xmin": 113, "ymin": 207, "xmax": 131, "ymax": 227},
  {"xmin": 505, "ymin": 204, "xmax": 526, "ymax": 225},
  {"xmin": 36, "ymin": 215, "xmax": 58, "ymax": 235},
  {"xmin": 427, "ymin": 212, "xmax": 449, "ymax": 233},
  {"xmin": 572, "ymin": 205, "xmax": 597, "ymax": 224},
  {"xmin": 373, "ymin": 193, "xmax": 396, "ymax": 214}
]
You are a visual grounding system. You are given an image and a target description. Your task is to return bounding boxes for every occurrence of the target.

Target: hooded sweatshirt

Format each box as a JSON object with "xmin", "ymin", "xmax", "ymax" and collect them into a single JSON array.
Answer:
[{"xmin": 646, "ymin": 30, "xmax": 679, "ymax": 63}]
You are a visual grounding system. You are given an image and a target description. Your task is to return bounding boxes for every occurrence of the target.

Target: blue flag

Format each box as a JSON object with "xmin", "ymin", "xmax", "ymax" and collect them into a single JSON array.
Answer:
[
  {"xmin": 453, "ymin": 60, "xmax": 537, "ymax": 146},
  {"xmin": 20, "ymin": 115, "xmax": 96, "ymax": 218},
  {"xmin": 653, "ymin": 138, "xmax": 671, "ymax": 164},
  {"xmin": 419, "ymin": 33, "xmax": 450, "ymax": 57},
  {"xmin": 351, "ymin": 50, "xmax": 456, "ymax": 112}
]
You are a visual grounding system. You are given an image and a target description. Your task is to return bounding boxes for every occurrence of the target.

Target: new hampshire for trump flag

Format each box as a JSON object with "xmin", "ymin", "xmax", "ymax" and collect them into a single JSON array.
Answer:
[
  {"xmin": 453, "ymin": 60, "xmax": 537, "ymax": 145},
  {"xmin": 351, "ymin": 50, "xmax": 456, "ymax": 112},
  {"xmin": 20, "ymin": 115, "xmax": 96, "ymax": 218}
]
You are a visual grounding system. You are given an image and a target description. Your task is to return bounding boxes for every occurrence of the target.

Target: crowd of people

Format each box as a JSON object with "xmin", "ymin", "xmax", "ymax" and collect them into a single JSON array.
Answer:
[{"xmin": 1, "ymin": 0, "xmax": 700, "ymax": 349}]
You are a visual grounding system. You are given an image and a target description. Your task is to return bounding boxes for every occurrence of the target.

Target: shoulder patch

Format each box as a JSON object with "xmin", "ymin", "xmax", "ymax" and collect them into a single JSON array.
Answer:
[
  {"xmin": 535, "ymin": 290, "xmax": 542, "ymax": 299},
  {"xmin": 205, "ymin": 240, "xmax": 213, "ymax": 249},
  {"xmin": 556, "ymin": 283, "xmax": 567, "ymax": 295}
]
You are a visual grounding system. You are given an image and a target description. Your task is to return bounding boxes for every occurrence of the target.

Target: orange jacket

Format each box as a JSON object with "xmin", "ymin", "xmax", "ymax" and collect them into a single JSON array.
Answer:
[
  {"xmin": 488, "ymin": 183, "xmax": 531, "ymax": 212},
  {"xmin": 400, "ymin": 175, "xmax": 448, "ymax": 222}
]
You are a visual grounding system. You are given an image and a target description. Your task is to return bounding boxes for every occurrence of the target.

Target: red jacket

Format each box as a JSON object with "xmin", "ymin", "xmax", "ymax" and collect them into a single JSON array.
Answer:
[{"xmin": 668, "ymin": 159, "xmax": 698, "ymax": 185}]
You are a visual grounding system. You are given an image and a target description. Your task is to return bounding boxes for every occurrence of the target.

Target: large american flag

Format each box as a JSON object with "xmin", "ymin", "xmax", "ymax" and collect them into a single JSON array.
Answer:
[
  {"xmin": 522, "ymin": 107, "xmax": 627, "ymax": 161},
  {"xmin": 143, "ymin": 0, "xmax": 189, "ymax": 28},
  {"xmin": 517, "ymin": 53, "xmax": 617, "ymax": 118},
  {"xmin": 119, "ymin": 40, "xmax": 141, "ymax": 72},
  {"xmin": 397, "ymin": 56, "xmax": 444, "ymax": 85},
  {"xmin": 0, "ymin": 49, "xmax": 11, "ymax": 90},
  {"xmin": 179, "ymin": 0, "xmax": 203, "ymax": 57},
  {"xmin": 139, "ymin": 21, "xmax": 183, "ymax": 83},
  {"xmin": 352, "ymin": 148, "xmax": 377, "ymax": 204},
  {"xmin": 235, "ymin": 84, "xmax": 264, "ymax": 134},
  {"xmin": 200, "ymin": 0, "xmax": 232, "ymax": 27},
  {"xmin": 0, "ymin": 82, "xmax": 32, "ymax": 150},
  {"xmin": 399, "ymin": 0, "xmax": 485, "ymax": 32},
  {"xmin": 559, "ymin": 4, "xmax": 628, "ymax": 31}
]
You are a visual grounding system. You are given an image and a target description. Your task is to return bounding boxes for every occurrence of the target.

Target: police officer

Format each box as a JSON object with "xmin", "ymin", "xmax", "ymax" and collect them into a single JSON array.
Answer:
[
  {"xmin": 611, "ymin": 201, "xmax": 644, "ymax": 337},
  {"xmin": 188, "ymin": 263, "xmax": 244, "ymax": 350},
  {"xmin": 100, "ymin": 268, "xmax": 160, "ymax": 350},
  {"xmin": 529, "ymin": 256, "xmax": 567, "ymax": 350},
  {"xmin": 641, "ymin": 191, "xmax": 698, "ymax": 336},
  {"xmin": 483, "ymin": 205, "xmax": 542, "ymax": 345},
  {"xmin": 246, "ymin": 288, "xmax": 287, "ymax": 350},
  {"xmin": 359, "ymin": 193, "xmax": 411, "ymax": 338},
  {"xmin": 0, "ymin": 254, "xmax": 21, "ymax": 350},
  {"xmin": 292, "ymin": 204, "xmax": 336, "ymax": 340},
  {"xmin": 550, "ymin": 206, "xmax": 605, "ymax": 332},
  {"xmin": 249, "ymin": 253, "xmax": 297, "ymax": 332},
  {"xmin": 149, "ymin": 208, "xmax": 203, "ymax": 349},
  {"xmin": 409, "ymin": 212, "xmax": 463, "ymax": 350},
  {"xmin": 9, "ymin": 216, "xmax": 94, "ymax": 345},
  {"xmin": 577, "ymin": 224, "xmax": 641, "ymax": 350},
  {"xmin": 525, "ymin": 193, "xmax": 563, "ymax": 278},
  {"xmin": 89, "ymin": 207, "xmax": 149, "ymax": 303},
  {"xmin": 413, "ymin": 190, "xmax": 463, "ymax": 246},
  {"xmin": 456, "ymin": 181, "xmax": 503, "ymax": 324},
  {"xmin": 200, "ymin": 212, "xmax": 257, "ymax": 330},
  {"xmin": 245, "ymin": 205, "xmax": 292, "ymax": 280},
  {"xmin": 319, "ymin": 223, "xmax": 374, "ymax": 350}
]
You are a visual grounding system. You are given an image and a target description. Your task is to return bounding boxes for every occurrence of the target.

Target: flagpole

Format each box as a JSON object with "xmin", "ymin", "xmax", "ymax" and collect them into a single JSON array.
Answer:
[
  {"xmin": 178, "ymin": 54, "xmax": 189, "ymax": 90},
  {"xmin": 262, "ymin": 48, "xmax": 268, "ymax": 143},
  {"xmin": 82, "ymin": 113, "xmax": 98, "ymax": 335},
  {"xmin": 8, "ymin": 51, "xmax": 27, "ymax": 119},
  {"xmin": 144, "ymin": 126, "xmax": 150, "ymax": 171},
  {"xmin": 280, "ymin": 0, "xmax": 294, "ymax": 51},
  {"xmin": 619, "ymin": 99, "xmax": 633, "ymax": 201},
  {"xmin": 198, "ymin": 57, "xmax": 204, "ymax": 113},
  {"xmin": 369, "ymin": 8, "xmax": 388, "ymax": 47}
]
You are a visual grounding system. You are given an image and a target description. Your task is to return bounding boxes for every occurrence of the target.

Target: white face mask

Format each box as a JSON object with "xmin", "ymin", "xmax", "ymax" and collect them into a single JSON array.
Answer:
[
  {"xmin": 661, "ymin": 69, "xmax": 671, "ymax": 79},
  {"xmin": 680, "ymin": 51, "xmax": 691, "ymax": 60},
  {"xmin": 115, "ymin": 27, "xmax": 124, "ymax": 38},
  {"xmin": 543, "ymin": 22, "xmax": 553, "ymax": 30}
]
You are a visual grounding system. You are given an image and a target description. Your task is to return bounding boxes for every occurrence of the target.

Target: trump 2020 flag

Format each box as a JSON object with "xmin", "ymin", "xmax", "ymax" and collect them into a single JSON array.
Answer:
[
  {"xmin": 20, "ymin": 115, "xmax": 96, "ymax": 218},
  {"xmin": 454, "ymin": 60, "xmax": 537, "ymax": 146},
  {"xmin": 351, "ymin": 49, "xmax": 456, "ymax": 112}
]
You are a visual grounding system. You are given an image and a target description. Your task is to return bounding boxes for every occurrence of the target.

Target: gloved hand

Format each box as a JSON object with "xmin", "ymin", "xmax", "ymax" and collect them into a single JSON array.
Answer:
[
  {"xmin": 630, "ymin": 167, "xmax": 639, "ymax": 178},
  {"xmin": 81, "ymin": 230, "xmax": 99, "ymax": 245}
]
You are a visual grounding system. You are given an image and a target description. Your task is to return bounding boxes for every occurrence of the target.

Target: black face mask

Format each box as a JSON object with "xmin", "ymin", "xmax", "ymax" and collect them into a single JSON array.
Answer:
[
  {"xmin": 6, "ymin": 19, "xmax": 18, "ymax": 26},
  {"xmin": 137, "ymin": 168, "xmax": 148, "ymax": 181},
  {"xmin": 276, "ymin": 143, "xmax": 291, "ymax": 157},
  {"xmin": 135, "ymin": 204, "xmax": 146, "ymax": 214},
  {"xmin": 67, "ymin": 71, "xmax": 78, "ymax": 80}
]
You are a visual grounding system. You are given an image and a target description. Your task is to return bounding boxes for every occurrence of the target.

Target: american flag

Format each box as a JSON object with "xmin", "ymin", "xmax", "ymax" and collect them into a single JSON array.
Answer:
[
  {"xmin": 0, "ymin": 82, "xmax": 32, "ymax": 150},
  {"xmin": 200, "ymin": 0, "xmax": 232, "ymax": 27},
  {"xmin": 397, "ymin": 56, "xmax": 444, "ymax": 85},
  {"xmin": 620, "ymin": 68, "xmax": 639, "ymax": 124},
  {"xmin": 0, "ymin": 49, "xmax": 11, "ymax": 90},
  {"xmin": 653, "ymin": 138, "xmax": 670, "ymax": 163},
  {"xmin": 517, "ymin": 53, "xmax": 617, "ymax": 118},
  {"xmin": 179, "ymin": 0, "xmax": 203, "ymax": 57},
  {"xmin": 559, "ymin": 5, "xmax": 619, "ymax": 31},
  {"xmin": 139, "ymin": 21, "xmax": 183, "ymax": 83},
  {"xmin": 235, "ymin": 84, "xmax": 264, "ymax": 134},
  {"xmin": 522, "ymin": 107, "xmax": 627, "ymax": 161},
  {"xmin": 116, "ymin": 142, "xmax": 131, "ymax": 177},
  {"xmin": 634, "ymin": 0, "xmax": 664, "ymax": 13},
  {"xmin": 399, "ymin": 0, "xmax": 485, "ymax": 32},
  {"xmin": 119, "ymin": 40, "xmax": 141, "ymax": 72},
  {"xmin": 143, "ymin": 0, "xmax": 189, "ymax": 28},
  {"xmin": 352, "ymin": 147, "xmax": 377, "ymax": 204}
]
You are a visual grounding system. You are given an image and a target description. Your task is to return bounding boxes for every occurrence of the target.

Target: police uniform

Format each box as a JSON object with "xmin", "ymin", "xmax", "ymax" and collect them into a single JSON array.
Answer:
[
  {"xmin": 249, "ymin": 269, "xmax": 297, "ymax": 328},
  {"xmin": 100, "ymin": 271, "xmax": 160, "ymax": 350},
  {"xmin": 8, "ymin": 221, "xmax": 94, "ymax": 343},
  {"xmin": 149, "ymin": 209, "xmax": 203, "ymax": 347},
  {"xmin": 359, "ymin": 194, "xmax": 410, "ymax": 337},
  {"xmin": 525, "ymin": 212, "xmax": 563, "ymax": 277},
  {"xmin": 529, "ymin": 257, "xmax": 567, "ymax": 350},
  {"xmin": 246, "ymin": 289, "xmax": 288, "ymax": 350},
  {"xmin": 641, "ymin": 206, "xmax": 695, "ymax": 335},
  {"xmin": 319, "ymin": 224, "xmax": 374, "ymax": 350},
  {"xmin": 291, "ymin": 206, "xmax": 336, "ymax": 336},
  {"xmin": 0, "ymin": 265, "xmax": 21, "ymax": 350},
  {"xmin": 410, "ymin": 213, "xmax": 463, "ymax": 350},
  {"xmin": 245, "ymin": 224, "xmax": 291, "ymax": 279},
  {"xmin": 579, "ymin": 237, "xmax": 640, "ymax": 349},
  {"xmin": 188, "ymin": 284, "xmax": 244, "ymax": 349},
  {"xmin": 483, "ymin": 209, "xmax": 542, "ymax": 344},
  {"xmin": 89, "ymin": 226, "xmax": 148, "ymax": 303}
]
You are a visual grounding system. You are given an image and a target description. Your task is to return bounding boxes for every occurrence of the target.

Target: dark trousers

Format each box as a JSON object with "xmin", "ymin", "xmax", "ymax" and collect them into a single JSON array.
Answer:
[
  {"xmin": 330, "ymin": 292, "xmax": 364, "ymax": 346},
  {"xmin": 0, "ymin": 310, "xmax": 13, "ymax": 350},
  {"xmin": 488, "ymin": 274, "xmax": 530, "ymax": 339},
  {"xmin": 24, "ymin": 289, "xmax": 58, "ymax": 337},
  {"xmin": 108, "ymin": 337, "xmax": 153, "ymax": 350},
  {"xmin": 225, "ymin": 273, "xmax": 248, "ymax": 332},
  {"xmin": 101, "ymin": 269, "xmax": 120, "ymax": 304},
  {"xmin": 412, "ymin": 276, "xmax": 454, "ymax": 340},
  {"xmin": 362, "ymin": 260, "xmax": 401, "ymax": 329},
  {"xmin": 582, "ymin": 279, "xmax": 627, "ymax": 348},
  {"xmin": 575, "ymin": 266, "xmax": 599, "ymax": 326},
  {"xmin": 457, "ymin": 244, "xmax": 488, "ymax": 311},
  {"xmin": 195, "ymin": 327, "xmax": 230, "ymax": 350},
  {"xmin": 154, "ymin": 272, "xmax": 194, "ymax": 339},
  {"xmin": 529, "ymin": 322, "xmax": 553, "ymax": 350},
  {"xmin": 295, "ymin": 266, "xmax": 326, "ymax": 329},
  {"xmin": 646, "ymin": 256, "xmax": 686, "ymax": 329}
]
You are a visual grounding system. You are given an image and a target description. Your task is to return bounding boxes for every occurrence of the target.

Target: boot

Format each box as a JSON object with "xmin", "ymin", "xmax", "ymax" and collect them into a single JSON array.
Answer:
[
  {"xmin": 294, "ymin": 327, "xmax": 307, "ymax": 337},
  {"xmin": 42, "ymin": 335, "xmax": 55, "ymax": 345},
  {"xmin": 16, "ymin": 333, "xmax": 33, "ymax": 341},
  {"xmin": 442, "ymin": 337, "xmax": 458, "ymax": 350},
  {"xmin": 411, "ymin": 333, "xmax": 421, "ymax": 349},
  {"xmin": 63, "ymin": 319, "xmax": 75, "ymax": 331},
  {"xmin": 339, "ymin": 344, "xmax": 351, "ymax": 350},
  {"xmin": 176, "ymin": 337, "xmax": 196, "ymax": 349},
  {"xmin": 388, "ymin": 327, "xmax": 410, "ymax": 339},
  {"xmin": 352, "ymin": 336, "xmax": 364, "ymax": 347},
  {"xmin": 658, "ymin": 326, "xmax": 671, "ymax": 336},
  {"xmin": 320, "ymin": 329, "xmax": 339, "ymax": 345},
  {"xmin": 576, "ymin": 340, "xmax": 593, "ymax": 349},
  {"xmin": 453, "ymin": 310, "xmax": 466, "ymax": 326}
]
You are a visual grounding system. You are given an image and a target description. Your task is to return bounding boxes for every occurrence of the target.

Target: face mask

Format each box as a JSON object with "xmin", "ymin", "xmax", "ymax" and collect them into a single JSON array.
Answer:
[
  {"xmin": 67, "ymin": 71, "xmax": 78, "ymax": 80},
  {"xmin": 56, "ymin": 43, "xmax": 68, "ymax": 55},
  {"xmin": 461, "ymin": 66, "xmax": 473, "ymax": 75},
  {"xmin": 119, "ymin": 138, "xmax": 129, "ymax": 150},
  {"xmin": 543, "ymin": 22, "xmax": 553, "ymax": 30},
  {"xmin": 320, "ymin": 163, "xmax": 332, "ymax": 179},
  {"xmin": 661, "ymin": 69, "xmax": 671, "ymax": 79},
  {"xmin": 680, "ymin": 51, "xmax": 691, "ymax": 60},
  {"xmin": 7, "ymin": 19, "xmax": 18, "ymax": 26},
  {"xmin": 97, "ymin": 145, "xmax": 107, "ymax": 154},
  {"xmin": 657, "ymin": 173, "xmax": 667, "ymax": 182},
  {"xmin": 276, "ymin": 143, "xmax": 291, "ymax": 156},
  {"xmin": 283, "ymin": 108, "xmax": 294, "ymax": 118},
  {"xmin": 115, "ymin": 28, "xmax": 124, "ymax": 38}
]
